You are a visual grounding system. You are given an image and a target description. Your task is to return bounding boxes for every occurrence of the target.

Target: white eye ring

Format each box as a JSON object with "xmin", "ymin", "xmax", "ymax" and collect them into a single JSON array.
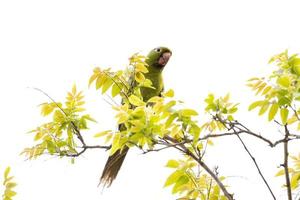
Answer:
[{"xmin": 155, "ymin": 48, "xmax": 161, "ymax": 52}]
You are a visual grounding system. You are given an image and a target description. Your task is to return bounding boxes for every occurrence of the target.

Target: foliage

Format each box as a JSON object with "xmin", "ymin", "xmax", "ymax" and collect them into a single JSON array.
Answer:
[
  {"xmin": 247, "ymin": 50, "xmax": 300, "ymax": 125},
  {"xmin": 21, "ymin": 85, "xmax": 96, "ymax": 161},
  {"xmin": 1, "ymin": 167, "xmax": 16, "ymax": 200},
  {"xmin": 164, "ymin": 157, "xmax": 227, "ymax": 200},
  {"xmin": 247, "ymin": 51, "xmax": 300, "ymax": 192},
  {"xmin": 23, "ymin": 50, "xmax": 300, "ymax": 200},
  {"xmin": 275, "ymin": 154, "xmax": 300, "ymax": 190}
]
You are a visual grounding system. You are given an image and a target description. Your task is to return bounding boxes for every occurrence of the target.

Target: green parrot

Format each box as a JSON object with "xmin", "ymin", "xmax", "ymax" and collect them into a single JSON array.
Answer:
[{"xmin": 100, "ymin": 46, "xmax": 172, "ymax": 187}]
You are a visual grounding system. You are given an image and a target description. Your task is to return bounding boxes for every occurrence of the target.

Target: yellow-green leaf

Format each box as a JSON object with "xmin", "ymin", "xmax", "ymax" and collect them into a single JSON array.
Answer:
[
  {"xmin": 102, "ymin": 79, "xmax": 113, "ymax": 94},
  {"xmin": 95, "ymin": 75, "xmax": 105, "ymax": 89},
  {"xmin": 6, "ymin": 182, "xmax": 17, "ymax": 189},
  {"xmin": 88, "ymin": 73, "xmax": 98, "ymax": 87},
  {"xmin": 135, "ymin": 72, "xmax": 145, "ymax": 83},
  {"xmin": 280, "ymin": 108, "xmax": 289, "ymax": 124},
  {"xmin": 166, "ymin": 114, "xmax": 178, "ymax": 128},
  {"xmin": 4, "ymin": 167, "xmax": 10, "ymax": 179},
  {"xmin": 111, "ymin": 84, "xmax": 121, "ymax": 97},
  {"xmin": 291, "ymin": 172, "xmax": 300, "ymax": 189},
  {"xmin": 180, "ymin": 109, "xmax": 198, "ymax": 117},
  {"xmin": 262, "ymin": 86, "xmax": 272, "ymax": 95},
  {"xmin": 129, "ymin": 95, "xmax": 145, "ymax": 107},
  {"xmin": 287, "ymin": 115, "xmax": 298, "ymax": 125},
  {"xmin": 147, "ymin": 96, "xmax": 162, "ymax": 103},
  {"xmin": 166, "ymin": 160, "xmax": 179, "ymax": 168},
  {"xmin": 4, "ymin": 190, "xmax": 16, "ymax": 197},
  {"xmin": 163, "ymin": 89, "xmax": 174, "ymax": 98},
  {"xmin": 172, "ymin": 175, "xmax": 189, "ymax": 194},
  {"xmin": 164, "ymin": 170, "xmax": 182, "ymax": 187},
  {"xmin": 72, "ymin": 84, "xmax": 77, "ymax": 95},
  {"xmin": 275, "ymin": 168, "xmax": 293, "ymax": 177},
  {"xmin": 277, "ymin": 76, "xmax": 291, "ymax": 88},
  {"xmin": 248, "ymin": 101, "xmax": 264, "ymax": 111},
  {"xmin": 268, "ymin": 103, "xmax": 279, "ymax": 121},
  {"xmin": 258, "ymin": 103, "xmax": 269, "ymax": 116},
  {"xmin": 94, "ymin": 130, "xmax": 112, "ymax": 138},
  {"xmin": 135, "ymin": 63, "xmax": 148, "ymax": 73},
  {"xmin": 110, "ymin": 132, "xmax": 121, "ymax": 155}
]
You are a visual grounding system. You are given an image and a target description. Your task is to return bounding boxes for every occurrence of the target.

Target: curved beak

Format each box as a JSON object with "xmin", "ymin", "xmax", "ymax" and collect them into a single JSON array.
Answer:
[{"xmin": 158, "ymin": 52, "xmax": 172, "ymax": 66}]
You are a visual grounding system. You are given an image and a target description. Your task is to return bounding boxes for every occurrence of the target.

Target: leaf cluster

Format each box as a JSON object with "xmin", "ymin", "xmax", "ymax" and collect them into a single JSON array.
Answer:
[
  {"xmin": 164, "ymin": 158, "xmax": 226, "ymax": 200},
  {"xmin": 248, "ymin": 50, "xmax": 300, "ymax": 126},
  {"xmin": 2, "ymin": 167, "xmax": 16, "ymax": 200},
  {"xmin": 22, "ymin": 85, "xmax": 95, "ymax": 160}
]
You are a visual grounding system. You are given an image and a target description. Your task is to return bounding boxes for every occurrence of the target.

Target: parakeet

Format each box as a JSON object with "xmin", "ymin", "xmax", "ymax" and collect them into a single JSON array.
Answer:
[{"xmin": 100, "ymin": 46, "xmax": 172, "ymax": 187}]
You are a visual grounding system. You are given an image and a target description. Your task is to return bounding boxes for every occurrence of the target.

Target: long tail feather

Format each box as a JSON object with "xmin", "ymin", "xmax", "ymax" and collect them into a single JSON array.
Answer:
[{"xmin": 100, "ymin": 146, "xmax": 129, "ymax": 187}]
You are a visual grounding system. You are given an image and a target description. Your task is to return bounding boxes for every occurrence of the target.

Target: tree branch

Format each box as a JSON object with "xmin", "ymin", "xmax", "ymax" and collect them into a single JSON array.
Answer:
[
  {"xmin": 164, "ymin": 136, "xmax": 234, "ymax": 200},
  {"xmin": 283, "ymin": 125, "xmax": 292, "ymax": 200},
  {"xmin": 65, "ymin": 145, "xmax": 111, "ymax": 157}
]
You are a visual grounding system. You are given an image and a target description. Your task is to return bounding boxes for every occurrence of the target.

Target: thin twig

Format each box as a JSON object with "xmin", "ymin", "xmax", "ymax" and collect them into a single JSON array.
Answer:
[
  {"xmin": 215, "ymin": 115, "xmax": 276, "ymax": 199},
  {"xmin": 235, "ymin": 133, "xmax": 276, "ymax": 200}
]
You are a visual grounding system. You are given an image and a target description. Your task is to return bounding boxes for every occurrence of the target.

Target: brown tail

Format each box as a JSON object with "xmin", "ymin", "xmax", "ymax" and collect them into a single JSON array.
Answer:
[{"xmin": 100, "ymin": 146, "xmax": 129, "ymax": 187}]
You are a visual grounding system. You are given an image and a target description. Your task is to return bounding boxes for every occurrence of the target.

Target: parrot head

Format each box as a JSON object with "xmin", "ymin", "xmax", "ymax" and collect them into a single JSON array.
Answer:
[{"xmin": 146, "ymin": 47, "xmax": 172, "ymax": 69}]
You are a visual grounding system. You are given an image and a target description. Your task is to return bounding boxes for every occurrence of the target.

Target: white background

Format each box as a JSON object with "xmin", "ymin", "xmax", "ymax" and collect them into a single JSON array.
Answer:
[{"xmin": 1, "ymin": 0, "xmax": 300, "ymax": 199}]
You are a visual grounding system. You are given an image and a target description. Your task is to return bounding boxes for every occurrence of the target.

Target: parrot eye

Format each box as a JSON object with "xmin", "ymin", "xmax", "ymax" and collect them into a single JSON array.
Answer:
[{"xmin": 155, "ymin": 48, "xmax": 161, "ymax": 52}]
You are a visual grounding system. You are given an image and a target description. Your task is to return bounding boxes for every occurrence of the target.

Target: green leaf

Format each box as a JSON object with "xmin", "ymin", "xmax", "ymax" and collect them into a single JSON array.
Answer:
[
  {"xmin": 135, "ymin": 72, "xmax": 145, "ymax": 83},
  {"xmin": 4, "ymin": 190, "xmax": 16, "ymax": 197},
  {"xmin": 135, "ymin": 63, "xmax": 148, "ymax": 73},
  {"xmin": 164, "ymin": 170, "xmax": 182, "ymax": 187},
  {"xmin": 268, "ymin": 103, "xmax": 279, "ymax": 121},
  {"xmin": 163, "ymin": 100, "xmax": 177, "ymax": 111},
  {"xmin": 46, "ymin": 140, "xmax": 56, "ymax": 154},
  {"xmin": 192, "ymin": 125, "xmax": 201, "ymax": 144},
  {"xmin": 147, "ymin": 96, "xmax": 162, "ymax": 103},
  {"xmin": 205, "ymin": 94, "xmax": 215, "ymax": 104},
  {"xmin": 180, "ymin": 109, "xmax": 198, "ymax": 117},
  {"xmin": 248, "ymin": 100, "xmax": 264, "ymax": 111},
  {"xmin": 277, "ymin": 76, "xmax": 291, "ymax": 88},
  {"xmin": 163, "ymin": 89, "xmax": 174, "ymax": 98},
  {"xmin": 95, "ymin": 75, "xmax": 106, "ymax": 89},
  {"xmin": 88, "ymin": 73, "xmax": 98, "ymax": 87},
  {"xmin": 275, "ymin": 168, "xmax": 293, "ymax": 177},
  {"xmin": 34, "ymin": 131, "xmax": 43, "ymax": 141},
  {"xmin": 228, "ymin": 107, "xmax": 238, "ymax": 114},
  {"xmin": 128, "ymin": 95, "xmax": 145, "ymax": 107},
  {"xmin": 165, "ymin": 113, "xmax": 178, "ymax": 128},
  {"xmin": 71, "ymin": 84, "xmax": 77, "ymax": 95},
  {"xmin": 166, "ymin": 160, "xmax": 179, "ymax": 168},
  {"xmin": 111, "ymin": 84, "xmax": 121, "ymax": 97},
  {"xmin": 280, "ymin": 108, "xmax": 289, "ymax": 124},
  {"xmin": 4, "ymin": 167, "xmax": 10, "ymax": 179},
  {"xmin": 53, "ymin": 110, "xmax": 65, "ymax": 123},
  {"xmin": 291, "ymin": 172, "xmax": 300, "ymax": 189},
  {"xmin": 262, "ymin": 86, "xmax": 272, "ymax": 95},
  {"xmin": 40, "ymin": 103, "xmax": 55, "ymax": 116},
  {"xmin": 172, "ymin": 175, "xmax": 189, "ymax": 194},
  {"xmin": 110, "ymin": 132, "xmax": 121, "ymax": 155},
  {"xmin": 293, "ymin": 64, "xmax": 300, "ymax": 76},
  {"xmin": 278, "ymin": 96, "xmax": 291, "ymax": 106},
  {"xmin": 94, "ymin": 130, "xmax": 112, "ymax": 138},
  {"xmin": 258, "ymin": 103, "xmax": 269, "ymax": 116},
  {"xmin": 101, "ymin": 78, "xmax": 113, "ymax": 94},
  {"xmin": 6, "ymin": 182, "xmax": 17, "ymax": 189}
]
